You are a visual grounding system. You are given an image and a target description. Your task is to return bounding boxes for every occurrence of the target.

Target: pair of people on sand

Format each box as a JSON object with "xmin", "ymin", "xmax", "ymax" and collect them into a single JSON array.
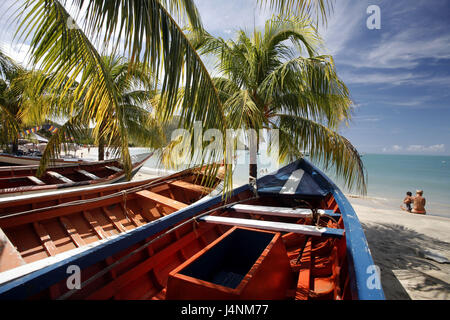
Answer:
[{"xmin": 402, "ymin": 190, "xmax": 426, "ymax": 214}]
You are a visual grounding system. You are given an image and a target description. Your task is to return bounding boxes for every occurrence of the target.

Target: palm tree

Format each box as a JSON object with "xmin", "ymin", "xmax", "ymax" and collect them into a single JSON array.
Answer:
[
  {"xmin": 28, "ymin": 55, "xmax": 165, "ymax": 177},
  {"xmin": 92, "ymin": 55, "xmax": 164, "ymax": 161},
  {"xmin": 12, "ymin": 0, "xmax": 336, "ymax": 191},
  {"xmin": 0, "ymin": 51, "xmax": 49, "ymax": 153},
  {"xmin": 0, "ymin": 53, "xmax": 22, "ymax": 153},
  {"xmin": 187, "ymin": 16, "xmax": 365, "ymax": 192}
]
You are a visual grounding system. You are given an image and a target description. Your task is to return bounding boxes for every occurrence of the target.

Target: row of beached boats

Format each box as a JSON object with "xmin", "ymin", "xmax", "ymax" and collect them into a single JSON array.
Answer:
[{"xmin": 0, "ymin": 152, "xmax": 384, "ymax": 300}]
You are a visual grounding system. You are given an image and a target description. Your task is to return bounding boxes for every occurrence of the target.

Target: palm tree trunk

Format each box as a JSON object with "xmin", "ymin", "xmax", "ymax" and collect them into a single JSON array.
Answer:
[
  {"xmin": 12, "ymin": 138, "xmax": 19, "ymax": 154},
  {"xmin": 98, "ymin": 121, "xmax": 105, "ymax": 161},
  {"xmin": 249, "ymin": 162, "xmax": 257, "ymax": 183},
  {"xmin": 98, "ymin": 137, "xmax": 105, "ymax": 161},
  {"xmin": 248, "ymin": 131, "xmax": 258, "ymax": 184}
]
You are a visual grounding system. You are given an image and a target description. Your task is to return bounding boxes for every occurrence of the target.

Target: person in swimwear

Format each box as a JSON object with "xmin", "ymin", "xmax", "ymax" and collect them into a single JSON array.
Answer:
[
  {"xmin": 401, "ymin": 191, "xmax": 413, "ymax": 212},
  {"xmin": 411, "ymin": 190, "xmax": 426, "ymax": 214}
]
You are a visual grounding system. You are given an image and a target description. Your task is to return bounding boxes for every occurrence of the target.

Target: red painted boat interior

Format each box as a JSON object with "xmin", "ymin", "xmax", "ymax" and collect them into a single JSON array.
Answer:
[{"xmin": 24, "ymin": 191, "xmax": 351, "ymax": 300}]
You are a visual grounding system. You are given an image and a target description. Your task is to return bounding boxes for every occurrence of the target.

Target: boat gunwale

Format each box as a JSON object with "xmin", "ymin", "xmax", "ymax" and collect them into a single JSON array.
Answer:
[{"xmin": 0, "ymin": 153, "xmax": 84, "ymax": 165}]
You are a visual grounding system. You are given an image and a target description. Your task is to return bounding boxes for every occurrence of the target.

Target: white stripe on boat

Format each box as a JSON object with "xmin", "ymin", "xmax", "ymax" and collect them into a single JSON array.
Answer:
[
  {"xmin": 26, "ymin": 176, "xmax": 45, "ymax": 185},
  {"xmin": 279, "ymin": 169, "xmax": 304, "ymax": 194},
  {"xmin": 47, "ymin": 171, "xmax": 74, "ymax": 184},
  {"xmin": 231, "ymin": 204, "xmax": 333, "ymax": 218},
  {"xmin": 77, "ymin": 169, "xmax": 100, "ymax": 180},
  {"xmin": 105, "ymin": 166, "xmax": 122, "ymax": 173},
  {"xmin": 199, "ymin": 215, "xmax": 344, "ymax": 237}
]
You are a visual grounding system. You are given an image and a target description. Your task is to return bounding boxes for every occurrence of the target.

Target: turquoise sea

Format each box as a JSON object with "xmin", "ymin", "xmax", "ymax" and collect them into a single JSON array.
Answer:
[
  {"xmin": 324, "ymin": 154, "xmax": 450, "ymax": 218},
  {"xmin": 133, "ymin": 148, "xmax": 450, "ymax": 218}
]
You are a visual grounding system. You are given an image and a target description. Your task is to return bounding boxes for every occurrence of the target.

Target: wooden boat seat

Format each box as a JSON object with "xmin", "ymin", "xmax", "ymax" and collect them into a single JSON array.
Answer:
[
  {"xmin": 76, "ymin": 169, "xmax": 100, "ymax": 180},
  {"xmin": 135, "ymin": 190, "xmax": 188, "ymax": 211},
  {"xmin": 230, "ymin": 204, "xmax": 341, "ymax": 218},
  {"xmin": 199, "ymin": 216, "xmax": 344, "ymax": 238},
  {"xmin": 169, "ymin": 180, "xmax": 212, "ymax": 194},
  {"xmin": 46, "ymin": 171, "xmax": 74, "ymax": 184},
  {"xmin": 105, "ymin": 166, "xmax": 122, "ymax": 173},
  {"xmin": 26, "ymin": 176, "xmax": 45, "ymax": 185}
]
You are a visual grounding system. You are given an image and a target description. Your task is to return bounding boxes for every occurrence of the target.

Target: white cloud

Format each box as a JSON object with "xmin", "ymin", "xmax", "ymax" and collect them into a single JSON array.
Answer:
[
  {"xmin": 341, "ymin": 71, "xmax": 416, "ymax": 86},
  {"xmin": 362, "ymin": 30, "xmax": 450, "ymax": 70},
  {"xmin": 341, "ymin": 69, "xmax": 450, "ymax": 87},
  {"xmin": 352, "ymin": 115, "xmax": 381, "ymax": 122},
  {"xmin": 0, "ymin": 42, "xmax": 32, "ymax": 67},
  {"xmin": 319, "ymin": 0, "xmax": 367, "ymax": 56},
  {"xmin": 383, "ymin": 144, "xmax": 445, "ymax": 153},
  {"xmin": 330, "ymin": 1, "xmax": 450, "ymax": 71},
  {"xmin": 383, "ymin": 145, "xmax": 403, "ymax": 152},
  {"xmin": 194, "ymin": 0, "xmax": 273, "ymax": 36},
  {"xmin": 407, "ymin": 144, "xmax": 445, "ymax": 152}
]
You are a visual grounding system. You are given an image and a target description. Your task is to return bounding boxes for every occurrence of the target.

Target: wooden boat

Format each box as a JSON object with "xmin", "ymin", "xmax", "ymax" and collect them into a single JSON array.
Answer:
[
  {"xmin": 0, "ymin": 153, "xmax": 84, "ymax": 166},
  {"xmin": 0, "ymin": 153, "xmax": 152, "ymax": 197},
  {"xmin": 0, "ymin": 159, "xmax": 384, "ymax": 300},
  {"xmin": 0, "ymin": 164, "xmax": 224, "ymax": 280}
]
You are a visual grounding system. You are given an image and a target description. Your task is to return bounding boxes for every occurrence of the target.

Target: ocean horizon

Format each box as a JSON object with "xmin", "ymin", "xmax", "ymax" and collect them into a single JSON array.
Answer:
[{"xmin": 130, "ymin": 149, "xmax": 450, "ymax": 218}]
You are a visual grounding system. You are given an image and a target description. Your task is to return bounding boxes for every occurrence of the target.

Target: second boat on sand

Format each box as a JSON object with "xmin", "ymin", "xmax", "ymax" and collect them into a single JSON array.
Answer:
[{"xmin": 0, "ymin": 164, "xmax": 224, "ymax": 281}]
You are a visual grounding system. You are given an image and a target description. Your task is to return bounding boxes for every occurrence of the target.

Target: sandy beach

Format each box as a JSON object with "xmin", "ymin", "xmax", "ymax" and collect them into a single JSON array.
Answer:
[{"xmin": 348, "ymin": 197, "xmax": 450, "ymax": 300}]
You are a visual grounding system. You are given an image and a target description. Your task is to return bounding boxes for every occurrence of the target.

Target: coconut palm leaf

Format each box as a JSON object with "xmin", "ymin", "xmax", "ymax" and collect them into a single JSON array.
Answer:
[
  {"xmin": 258, "ymin": 0, "xmax": 334, "ymax": 23},
  {"xmin": 258, "ymin": 55, "xmax": 352, "ymax": 129},
  {"xmin": 14, "ymin": 1, "xmax": 143, "ymax": 177},
  {"xmin": 35, "ymin": 112, "xmax": 86, "ymax": 177},
  {"xmin": 13, "ymin": 0, "xmax": 336, "ymax": 191},
  {"xmin": 274, "ymin": 114, "xmax": 366, "ymax": 192},
  {"xmin": 0, "ymin": 49, "xmax": 19, "ymax": 79}
]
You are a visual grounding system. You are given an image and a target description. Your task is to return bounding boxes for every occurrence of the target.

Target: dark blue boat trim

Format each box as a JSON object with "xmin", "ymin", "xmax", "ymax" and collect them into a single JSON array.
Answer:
[
  {"xmin": 256, "ymin": 160, "xmax": 329, "ymax": 197},
  {"xmin": 0, "ymin": 185, "xmax": 251, "ymax": 299}
]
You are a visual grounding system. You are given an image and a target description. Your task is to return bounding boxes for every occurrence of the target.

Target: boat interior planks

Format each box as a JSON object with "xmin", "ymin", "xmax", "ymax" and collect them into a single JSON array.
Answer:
[{"xmin": 20, "ymin": 191, "xmax": 347, "ymax": 300}]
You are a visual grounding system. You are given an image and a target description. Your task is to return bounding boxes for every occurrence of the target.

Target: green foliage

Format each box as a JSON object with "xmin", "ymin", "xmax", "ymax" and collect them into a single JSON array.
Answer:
[{"xmin": 188, "ymin": 15, "xmax": 366, "ymax": 194}]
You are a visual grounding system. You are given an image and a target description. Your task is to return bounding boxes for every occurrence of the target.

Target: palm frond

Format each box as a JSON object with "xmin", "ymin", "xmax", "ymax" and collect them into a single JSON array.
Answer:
[
  {"xmin": 16, "ymin": 0, "xmax": 230, "ymax": 187},
  {"xmin": 258, "ymin": 0, "xmax": 334, "ymax": 24},
  {"xmin": 16, "ymin": 0, "xmax": 135, "ymax": 175},
  {"xmin": 260, "ymin": 55, "xmax": 351, "ymax": 129},
  {"xmin": 36, "ymin": 114, "xmax": 86, "ymax": 177},
  {"xmin": 0, "ymin": 49, "xmax": 21, "ymax": 79},
  {"xmin": 275, "ymin": 114, "xmax": 366, "ymax": 194}
]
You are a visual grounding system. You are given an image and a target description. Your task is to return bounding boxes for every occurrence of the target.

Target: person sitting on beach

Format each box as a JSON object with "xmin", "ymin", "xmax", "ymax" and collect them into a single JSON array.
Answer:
[
  {"xmin": 401, "ymin": 191, "xmax": 413, "ymax": 212},
  {"xmin": 411, "ymin": 190, "xmax": 426, "ymax": 214}
]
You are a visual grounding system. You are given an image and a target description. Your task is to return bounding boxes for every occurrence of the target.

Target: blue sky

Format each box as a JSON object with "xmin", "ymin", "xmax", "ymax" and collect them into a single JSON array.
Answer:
[
  {"xmin": 194, "ymin": 0, "xmax": 450, "ymax": 155},
  {"xmin": 1, "ymin": 0, "xmax": 449, "ymax": 155}
]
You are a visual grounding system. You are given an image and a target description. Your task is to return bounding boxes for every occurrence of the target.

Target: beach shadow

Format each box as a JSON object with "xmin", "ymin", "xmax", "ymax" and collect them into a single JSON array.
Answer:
[{"xmin": 361, "ymin": 222, "xmax": 450, "ymax": 300}]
